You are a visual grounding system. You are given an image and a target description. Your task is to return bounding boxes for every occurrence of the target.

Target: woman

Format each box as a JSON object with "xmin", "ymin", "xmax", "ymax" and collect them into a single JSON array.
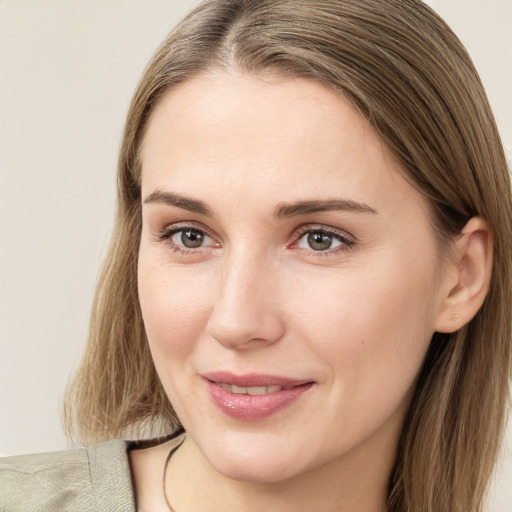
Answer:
[{"xmin": 1, "ymin": 1, "xmax": 511, "ymax": 511}]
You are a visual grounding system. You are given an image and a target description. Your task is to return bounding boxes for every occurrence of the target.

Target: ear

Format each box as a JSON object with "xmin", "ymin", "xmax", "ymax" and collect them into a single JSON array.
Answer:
[{"xmin": 434, "ymin": 217, "xmax": 493, "ymax": 333}]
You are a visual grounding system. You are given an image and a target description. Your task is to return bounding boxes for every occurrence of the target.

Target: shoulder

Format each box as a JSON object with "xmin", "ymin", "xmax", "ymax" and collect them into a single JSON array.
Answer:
[{"xmin": 0, "ymin": 440, "xmax": 135, "ymax": 512}]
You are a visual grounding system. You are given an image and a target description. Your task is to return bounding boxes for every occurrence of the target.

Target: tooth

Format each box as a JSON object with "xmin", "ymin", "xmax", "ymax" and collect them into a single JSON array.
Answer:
[
  {"xmin": 247, "ymin": 386, "xmax": 268, "ymax": 395},
  {"xmin": 217, "ymin": 383, "xmax": 286, "ymax": 395}
]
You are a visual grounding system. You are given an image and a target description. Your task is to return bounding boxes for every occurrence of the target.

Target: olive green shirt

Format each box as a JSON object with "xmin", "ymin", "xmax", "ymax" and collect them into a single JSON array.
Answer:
[{"xmin": 0, "ymin": 439, "xmax": 136, "ymax": 512}]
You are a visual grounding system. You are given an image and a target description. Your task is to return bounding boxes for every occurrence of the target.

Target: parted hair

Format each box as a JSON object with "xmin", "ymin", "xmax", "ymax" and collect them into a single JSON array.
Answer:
[{"xmin": 64, "ymin": 1, "xmax": 512, "ymax": 511}]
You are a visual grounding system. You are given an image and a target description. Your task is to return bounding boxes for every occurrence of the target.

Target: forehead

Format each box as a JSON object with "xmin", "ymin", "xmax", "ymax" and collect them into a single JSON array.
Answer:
[
  {"xmin": 142, "ymin": 71, "xmax": 377, "ymax": 170},
  {"xmin": 140, "ymin": 71, "xmax": 428, "ymax": 222}
]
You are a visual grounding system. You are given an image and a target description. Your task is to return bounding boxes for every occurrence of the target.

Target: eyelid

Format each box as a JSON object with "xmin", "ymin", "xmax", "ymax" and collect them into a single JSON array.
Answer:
[
  {"xmin": 155, "ymin": 220, "xmax": 214, "ymax": 237},
  {"xmin": 152, "ymin": 221, "xmax": 356, "ymax": 256},
  {"xmin": 291, "ymin": 224, "xmax": 356, "ymax": 243},
  {"xmin": 154, "ymin": 221, "xmax": 220, "ymax": 249},
  {"xmin": 289, "ymin": 224, "xmax": 357, "ymax": 254}
]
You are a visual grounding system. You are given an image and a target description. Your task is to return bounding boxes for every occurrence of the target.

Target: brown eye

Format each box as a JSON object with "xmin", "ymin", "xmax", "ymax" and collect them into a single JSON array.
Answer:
[
  {"xmin": 296, "ymin": 228, "xmax": 352, "ymax": 254},
  {"xmin": 172, "ymin": 229, "xmax": 206, "ymax": 248},
  {"xmin": 307, "ymin": 231, "xmax": 333, "ymax": 251}
]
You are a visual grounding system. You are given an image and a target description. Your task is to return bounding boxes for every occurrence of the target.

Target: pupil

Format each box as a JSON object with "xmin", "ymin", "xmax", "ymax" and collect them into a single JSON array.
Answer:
[
  {"xmin": 308, "ymin": 231, "xmax": 332, "ymax": 251},
  {"xmin": 181, "ymin": 229, "xmax": 204, "ymax": 248}
]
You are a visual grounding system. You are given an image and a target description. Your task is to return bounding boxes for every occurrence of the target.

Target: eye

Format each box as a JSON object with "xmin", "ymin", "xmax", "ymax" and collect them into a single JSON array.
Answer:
[
  {"xmin": 171, "ymin": 228, "xmax": 208, "ymax": 249},
  {"xmin": 294, "ymin": 227, "xmax": 354, "ymax": 254},
  {"xmin": 155, "ymin": 224, "xmax": 218, "ymax": 253}
]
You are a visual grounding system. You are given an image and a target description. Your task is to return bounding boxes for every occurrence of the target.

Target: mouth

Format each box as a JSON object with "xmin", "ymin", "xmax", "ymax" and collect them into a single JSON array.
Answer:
[
  {"xmin": 202, "ymin": 372, "xmax": 315, "ymax": 420},
  {"xmin": 215, "ymin": 383, "xmax": 297, "ymax": 395}
]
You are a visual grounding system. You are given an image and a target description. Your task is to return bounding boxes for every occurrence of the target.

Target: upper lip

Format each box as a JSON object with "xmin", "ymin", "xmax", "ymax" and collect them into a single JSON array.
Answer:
[{"xmin": 203, "ymin": 371, "xmax": 313, "ymax": 387}]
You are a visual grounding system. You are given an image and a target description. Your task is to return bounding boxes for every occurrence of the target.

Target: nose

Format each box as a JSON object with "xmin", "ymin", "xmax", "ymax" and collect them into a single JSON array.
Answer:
[{"xmin": 206, "ymin": 250, "xmax": 285, "ymax": 350}]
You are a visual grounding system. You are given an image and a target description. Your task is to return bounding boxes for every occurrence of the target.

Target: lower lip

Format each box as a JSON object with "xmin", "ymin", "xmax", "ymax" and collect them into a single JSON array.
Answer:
[{"xmin": 205, "ymin": 380, "xmax": 314, "ymax": 420}]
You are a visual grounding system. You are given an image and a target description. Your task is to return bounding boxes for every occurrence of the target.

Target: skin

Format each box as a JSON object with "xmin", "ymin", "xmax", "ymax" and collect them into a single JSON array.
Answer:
[{"xmin": 132, "ymin": 71, "xmax": 487, "ymax": 512}]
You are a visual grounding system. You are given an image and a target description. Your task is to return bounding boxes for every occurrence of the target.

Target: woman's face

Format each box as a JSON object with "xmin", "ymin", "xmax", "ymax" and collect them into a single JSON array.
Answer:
[{"xmin": 138, "ymin": 72, "xmax": 452, "ymax": 483}]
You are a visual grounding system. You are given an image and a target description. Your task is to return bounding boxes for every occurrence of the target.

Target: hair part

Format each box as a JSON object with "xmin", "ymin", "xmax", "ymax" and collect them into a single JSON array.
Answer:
[{"xmin": 64, "ymin": 2, "xmax": 512, "ymax": 511}]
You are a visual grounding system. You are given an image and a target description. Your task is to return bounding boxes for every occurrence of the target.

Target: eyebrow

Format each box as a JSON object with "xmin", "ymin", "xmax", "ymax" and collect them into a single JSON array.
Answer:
[
  {"xmin": 143, "ymin": 189, "xmax": 378, "ymax": 219},
  {"xmin": 143, "ymin": 189, "xmax": 212, "ymax": 216},
  {"xmin": 273, "ymin": 199, "xmax": 378, "ymax": 219}
]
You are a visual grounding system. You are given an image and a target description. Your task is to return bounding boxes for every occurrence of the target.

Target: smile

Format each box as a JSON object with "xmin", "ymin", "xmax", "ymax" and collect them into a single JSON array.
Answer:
[
  {"xmin": 203, "ymin": 372, "xmax": 315, "ymax": 420},
  {"xmin": 216, "ymin": 383, "xmax": 294, "ymax": 395}
]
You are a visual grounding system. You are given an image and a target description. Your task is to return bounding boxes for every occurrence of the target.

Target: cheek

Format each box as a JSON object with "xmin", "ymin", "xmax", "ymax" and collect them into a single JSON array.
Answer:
[
  {"xmin": 291, "ymin": 261, "xmax": 435, "ymax": 344},
  {"xmin": 137, "ymin": 257, "xmax": 213, "ymax": 362},
  {"xmin": 138, "ymin": 258, "xmax": 216, "ymax": 417},
  {"xmin": 286, "ymin": 254, "xmax": 437, "ymax": 411}
]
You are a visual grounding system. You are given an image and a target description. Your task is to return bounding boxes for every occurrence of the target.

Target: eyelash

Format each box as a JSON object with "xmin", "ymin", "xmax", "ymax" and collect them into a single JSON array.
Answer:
[
  {"xmin": 154, "ymin": 223, "xmax": 356, "ymax": 257},
  {"xmin": 155, "ymin": 223, "xmax": 217, "ymax": 255},
  {"xmin": 291, "ymin": 225, "xmax": 356, "ymax": 256}
]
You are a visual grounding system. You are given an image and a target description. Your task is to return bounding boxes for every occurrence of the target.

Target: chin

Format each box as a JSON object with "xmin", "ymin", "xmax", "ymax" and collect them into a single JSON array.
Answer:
[
  {"xmin": 196, "ymin": 430, "xmax": 312, "ymax": 483},
  {"xmin": 214, "ymin": 454, "xmax": 302, "ymax": 484}
]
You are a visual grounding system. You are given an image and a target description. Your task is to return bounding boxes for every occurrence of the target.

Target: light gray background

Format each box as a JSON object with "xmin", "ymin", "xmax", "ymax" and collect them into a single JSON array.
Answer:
[{"xmin": 1, "ymin": 1, "xmax": 511, "ymax": 510}]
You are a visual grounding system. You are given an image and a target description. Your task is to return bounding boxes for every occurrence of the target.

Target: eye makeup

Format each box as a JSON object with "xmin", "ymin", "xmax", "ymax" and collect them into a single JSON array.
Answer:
[{"xmin": 153, "ymin": 221, "xmax": 357, "ymax": 259}]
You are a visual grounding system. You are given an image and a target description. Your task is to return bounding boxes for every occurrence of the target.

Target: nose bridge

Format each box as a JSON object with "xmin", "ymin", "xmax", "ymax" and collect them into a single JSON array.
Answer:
[{"xmin": 207, "ymin": 244, "xmax": 284, "ymax": 349}]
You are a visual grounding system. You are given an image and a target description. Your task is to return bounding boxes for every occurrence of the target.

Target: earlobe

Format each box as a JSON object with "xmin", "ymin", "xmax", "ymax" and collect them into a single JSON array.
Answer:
[{"xmin": 434, "ymin": 217, "xmax": 493, "ymax": 333}]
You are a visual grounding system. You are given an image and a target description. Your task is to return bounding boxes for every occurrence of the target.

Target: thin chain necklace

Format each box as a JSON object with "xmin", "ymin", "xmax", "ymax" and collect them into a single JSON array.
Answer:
[{"xmin": 163, "ymin": 437, "xmax": 186, "ymax": 512}]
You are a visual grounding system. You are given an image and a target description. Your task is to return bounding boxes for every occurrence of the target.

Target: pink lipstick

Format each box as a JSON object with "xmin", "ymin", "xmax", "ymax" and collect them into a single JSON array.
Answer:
[{"xmin": 203, "ymin": 372, "xmax": 314, "ymax": 420}]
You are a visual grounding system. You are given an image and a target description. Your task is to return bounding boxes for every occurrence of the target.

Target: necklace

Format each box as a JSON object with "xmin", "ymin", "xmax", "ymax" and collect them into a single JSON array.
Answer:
[{"xmin": 163, "ymin": 436, "xmax": 186, "ymax": 512}]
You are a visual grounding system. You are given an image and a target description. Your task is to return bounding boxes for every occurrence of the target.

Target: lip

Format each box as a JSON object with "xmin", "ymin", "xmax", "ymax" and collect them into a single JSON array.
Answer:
[{"xmin": 203, "ymin": 371, "xmax": 315, "ymax": 420}]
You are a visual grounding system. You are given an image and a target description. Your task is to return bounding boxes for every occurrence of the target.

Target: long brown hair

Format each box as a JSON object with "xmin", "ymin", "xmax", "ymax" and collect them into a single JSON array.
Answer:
[{"xmin": 64, "ymin": 1, "xmax": 512, "ymax": 510}]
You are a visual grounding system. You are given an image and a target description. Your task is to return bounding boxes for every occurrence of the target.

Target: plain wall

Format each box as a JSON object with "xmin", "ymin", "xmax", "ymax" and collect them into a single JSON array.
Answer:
[{"xmin": 0, "ymin": 1, "xmax": 511, "ymax": 510}]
